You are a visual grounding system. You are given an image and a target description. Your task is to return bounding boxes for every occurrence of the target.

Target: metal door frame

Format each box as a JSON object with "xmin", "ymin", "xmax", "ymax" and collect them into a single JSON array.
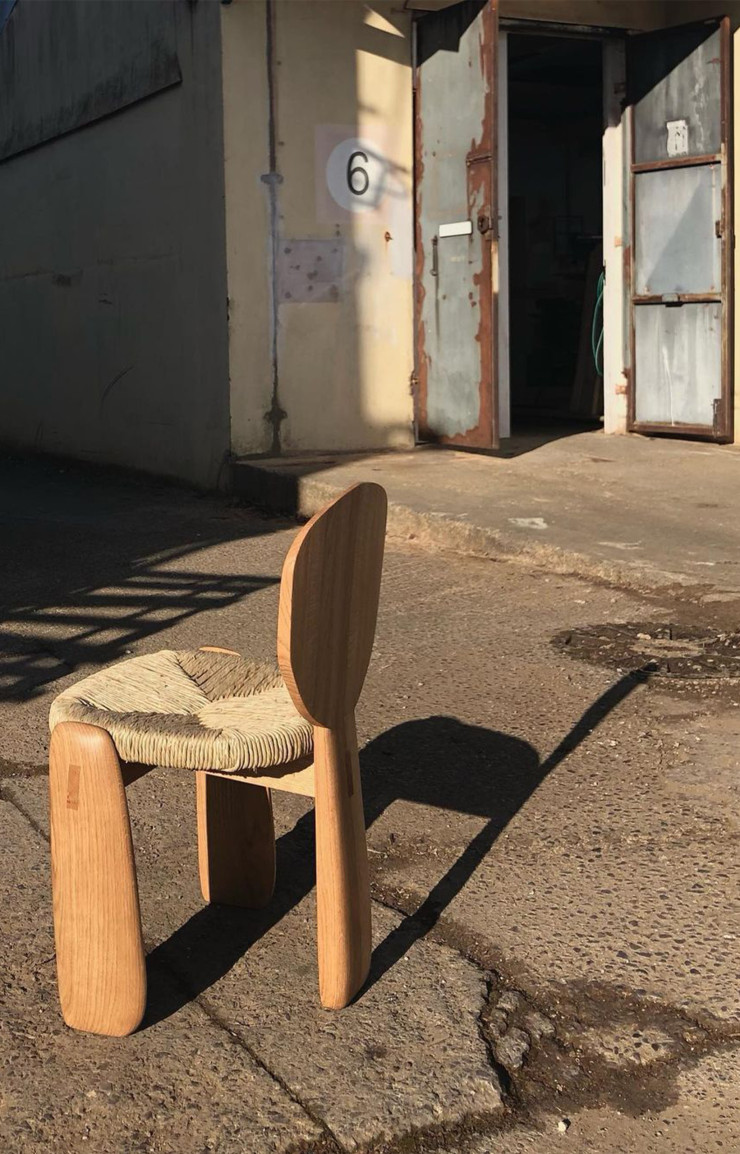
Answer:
[
  {"xmin": 412, "ymin": 0, "xmax": 499, "ymax": 451},
  {"xmin": 627, "ymin": 17, "xmax": 734, "ymax": 442}
]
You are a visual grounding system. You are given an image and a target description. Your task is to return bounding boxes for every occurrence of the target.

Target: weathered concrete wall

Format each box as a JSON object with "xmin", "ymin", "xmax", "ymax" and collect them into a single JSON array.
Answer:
[
  {"xmin": 0, "ymin": 0, "xmax": 230, "ymax": 487},
  {"xmin": 225, "ymin": 0, "xmax": 415, "ymax": 457},
  {"xmin": 221, "ymin": 0, "xmax": 273, "ymax": 458}
]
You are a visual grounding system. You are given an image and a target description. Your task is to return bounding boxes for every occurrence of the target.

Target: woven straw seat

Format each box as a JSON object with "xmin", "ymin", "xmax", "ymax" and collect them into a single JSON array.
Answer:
[{"xmin": 49, "ymin": 649, "xmax": 313, "ymax": 773}]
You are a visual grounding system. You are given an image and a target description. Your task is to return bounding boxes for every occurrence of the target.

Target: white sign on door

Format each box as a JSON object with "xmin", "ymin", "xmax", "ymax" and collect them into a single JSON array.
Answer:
[{"xmin": 666, "ymin": 118, "xmax": 689, "ymax": 158}]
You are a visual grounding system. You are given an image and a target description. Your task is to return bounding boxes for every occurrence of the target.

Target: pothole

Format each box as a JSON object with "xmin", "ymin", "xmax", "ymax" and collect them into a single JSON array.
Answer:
[{"xmin": 553, "ymin": 623, "xmax": 740, "ymax": 679}]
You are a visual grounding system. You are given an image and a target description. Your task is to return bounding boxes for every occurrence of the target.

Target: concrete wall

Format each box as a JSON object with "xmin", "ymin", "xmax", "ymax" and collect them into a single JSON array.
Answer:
[
  {"xmin": 0, "ymin": 0, "xmax": 230, "ymax": 487},
  {"xmin": 224, "ymin": 0, "xmax": 415, "ymax": 457},
  {"xmin": 221, "ymin": 0, "xmax": 273, "ymax": 458}
]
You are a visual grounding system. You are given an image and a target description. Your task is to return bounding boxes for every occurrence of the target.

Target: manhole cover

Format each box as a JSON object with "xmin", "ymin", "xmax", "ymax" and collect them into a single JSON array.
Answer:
[{"xmin": 553, "ymin": 624, "xmax": 740, "ymax": 679}]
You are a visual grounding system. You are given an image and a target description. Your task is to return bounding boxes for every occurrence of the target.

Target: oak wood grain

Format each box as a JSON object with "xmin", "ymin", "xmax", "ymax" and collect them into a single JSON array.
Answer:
[
  {"xmin": 49, "ymin": 722, "xmax": 146, "ymax": 1036},
  {"xmin": 278, "ymin": 483, "xmax": 387, "ymax": 728},
  {"xmin": 197, "ymin": 773, "xmax": 276, "ymax": 907},
  {"xmin": 314, "ymin": 714, "xmax": 372, "ymax": 1008}
]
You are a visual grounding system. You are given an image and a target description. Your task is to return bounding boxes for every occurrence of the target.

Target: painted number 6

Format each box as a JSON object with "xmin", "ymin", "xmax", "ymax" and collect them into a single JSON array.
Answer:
[{"xmin": 346, "ymin": 150, "xmax": 369, "ymax": 197}]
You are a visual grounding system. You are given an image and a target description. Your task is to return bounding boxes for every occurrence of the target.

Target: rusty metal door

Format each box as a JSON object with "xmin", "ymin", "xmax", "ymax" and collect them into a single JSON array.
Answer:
[
  {"xmin": 414, "ymin": 0, "xmax": 498, "ymax": 449},
  {"xmin": 628, "ymin": 18, "xmax": 732, "ymax": 441}
]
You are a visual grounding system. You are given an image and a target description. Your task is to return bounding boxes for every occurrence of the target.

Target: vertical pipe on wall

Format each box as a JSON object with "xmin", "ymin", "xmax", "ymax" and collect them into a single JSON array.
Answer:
[{"xmin": 263, "ymin": 0, "xmax": 285, "ymax": 453}]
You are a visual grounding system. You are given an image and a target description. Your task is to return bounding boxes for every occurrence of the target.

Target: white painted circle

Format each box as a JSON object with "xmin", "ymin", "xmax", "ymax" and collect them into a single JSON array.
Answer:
[{"xmin": 325, "ymin": 137, "xmax": 386, "ymax": 213}]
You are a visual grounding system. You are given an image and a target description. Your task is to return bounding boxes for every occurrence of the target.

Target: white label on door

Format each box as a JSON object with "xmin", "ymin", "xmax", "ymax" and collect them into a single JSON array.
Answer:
[
  {"xmin": 666, "ymin": 119, "xmax": 689, "ymax": 158},
  {"xmin": 438, "ymin": 220, "xmax": 473, "ymax": 238}
]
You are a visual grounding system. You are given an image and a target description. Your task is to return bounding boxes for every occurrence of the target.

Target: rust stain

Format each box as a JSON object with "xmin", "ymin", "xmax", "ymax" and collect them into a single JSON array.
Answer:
[
  {"xmin": 415, "ymin": 0, "xmax": 498, "ymax": 450},
  {"xmin": 622, "ymin": 243, "xmax": 631, "ymax": 285},
  {"xmin": 622, "ymin": 365, "xmax": 633, "ymax": 405},
  {"xmin": 449, "ymin": 0, "xmax": 496, "ymax": 450}
]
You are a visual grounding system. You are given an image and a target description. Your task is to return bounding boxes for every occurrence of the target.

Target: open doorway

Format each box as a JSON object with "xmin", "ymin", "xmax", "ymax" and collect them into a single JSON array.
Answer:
[{"xmin": 505, "ymin": 32, "xmax": 604, "ymax": 438}]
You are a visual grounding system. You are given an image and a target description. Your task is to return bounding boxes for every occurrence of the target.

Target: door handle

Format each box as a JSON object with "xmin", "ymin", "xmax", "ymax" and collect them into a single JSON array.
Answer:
[{"xmin": 431, "ymin": 235, "xmax": 439, "ymax": 278}]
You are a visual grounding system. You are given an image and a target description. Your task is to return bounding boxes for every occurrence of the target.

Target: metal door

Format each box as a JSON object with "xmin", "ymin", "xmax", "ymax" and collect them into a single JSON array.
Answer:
[
  {"xmin": 628, "ymin": 19, "xmax": 733, "ymax": 440},
  {"xmin": 414, "ymin": 0, "xmax": 498, "ymax": 449}
]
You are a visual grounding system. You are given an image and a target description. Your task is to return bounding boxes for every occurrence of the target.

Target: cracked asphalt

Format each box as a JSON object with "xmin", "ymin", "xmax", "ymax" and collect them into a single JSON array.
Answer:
[{"xmin": 0, "ymin": 453, "xmax": 739, "ymax": 1153}]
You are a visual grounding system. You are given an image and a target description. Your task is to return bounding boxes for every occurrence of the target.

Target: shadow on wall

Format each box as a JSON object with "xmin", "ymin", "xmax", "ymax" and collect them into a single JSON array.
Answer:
[{"xmin": 145, "ymin": 670, "xmax": 647, "ymax": 1026}]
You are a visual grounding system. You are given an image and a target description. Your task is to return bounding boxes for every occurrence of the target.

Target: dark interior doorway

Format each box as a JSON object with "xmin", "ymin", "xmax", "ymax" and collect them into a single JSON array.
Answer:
[{"xmin": 507, "ymin": 33, "xmax": 604, "ymax": 433}]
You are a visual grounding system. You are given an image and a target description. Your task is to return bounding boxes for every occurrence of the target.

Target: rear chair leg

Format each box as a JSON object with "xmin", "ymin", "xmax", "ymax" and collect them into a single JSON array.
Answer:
[
  {"xmin": 196, "ymin": 773, "xmax": 276, "ymax": 907},
  {"xmin": 49, "ymin": 722, "xmax": 146, "ymax": 1036},
  {"xmin": 314, "ymin": 715, "xmax": 372, "ymax": 1009}
]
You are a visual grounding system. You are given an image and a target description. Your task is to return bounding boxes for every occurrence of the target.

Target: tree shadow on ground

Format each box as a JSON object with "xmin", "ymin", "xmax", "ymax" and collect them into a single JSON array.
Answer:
[{"xmin": 144, "ymin": 670, "xmax": 647, "ymax": 1026}]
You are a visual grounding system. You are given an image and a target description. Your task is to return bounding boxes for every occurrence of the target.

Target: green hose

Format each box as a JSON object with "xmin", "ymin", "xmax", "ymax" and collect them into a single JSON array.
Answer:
[{"xmin": 592, "ymin": 269, "xmax": 605, "ymax": 376}]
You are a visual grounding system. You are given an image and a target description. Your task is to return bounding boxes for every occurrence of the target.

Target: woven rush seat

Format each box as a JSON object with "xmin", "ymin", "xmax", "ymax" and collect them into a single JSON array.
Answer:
[{"xmin": 49, "ymin": 649, "xmax": 313, "ymax": 773}]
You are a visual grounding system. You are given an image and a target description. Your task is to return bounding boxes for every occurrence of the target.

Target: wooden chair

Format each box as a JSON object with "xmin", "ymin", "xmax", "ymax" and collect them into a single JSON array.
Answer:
[{"xmin": 48, "ymin": 482, "xmax": 387, "ymax": 1036}]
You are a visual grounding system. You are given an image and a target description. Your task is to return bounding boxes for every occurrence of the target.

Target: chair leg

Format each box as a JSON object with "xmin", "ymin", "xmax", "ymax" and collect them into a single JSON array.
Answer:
[
  {"xmin": 49, "ymin": 722, "xmax": 146, "ymax": 1036},
  {"xmin": 314, "ymin": 715, "xmax": 372, "ymax": 1009},
  {"xmin": 196, "ymin": 773, "xmax": 276, "ymax": 907}
]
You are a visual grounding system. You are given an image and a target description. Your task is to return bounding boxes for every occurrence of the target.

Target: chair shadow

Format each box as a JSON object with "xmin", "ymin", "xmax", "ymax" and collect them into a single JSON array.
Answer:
[{"xmin": 144, "ymin": 669, "xmax": 648, "ymax": 1027}]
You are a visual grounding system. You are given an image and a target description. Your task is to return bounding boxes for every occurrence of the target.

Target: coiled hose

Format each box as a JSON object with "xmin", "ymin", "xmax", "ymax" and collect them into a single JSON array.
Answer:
[{"xmin": 592, "ymin": 269, "xmax": 605, "ymax": 376}]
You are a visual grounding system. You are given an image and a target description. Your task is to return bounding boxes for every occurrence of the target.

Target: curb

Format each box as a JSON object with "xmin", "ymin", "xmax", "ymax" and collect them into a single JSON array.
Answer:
[{"xmin": 231, "ymin": 461, "xmax": 721, "ymax": 599}]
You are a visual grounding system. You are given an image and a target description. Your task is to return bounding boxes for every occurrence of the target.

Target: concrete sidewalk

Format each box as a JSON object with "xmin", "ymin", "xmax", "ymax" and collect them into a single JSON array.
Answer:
[
  {"xmin": 233, "ymin": 431, "xmax": 740, "ymax": 596},
  {"xmin": 1, "ymin": 455, "xmax": 739, "ymax": 1153}
]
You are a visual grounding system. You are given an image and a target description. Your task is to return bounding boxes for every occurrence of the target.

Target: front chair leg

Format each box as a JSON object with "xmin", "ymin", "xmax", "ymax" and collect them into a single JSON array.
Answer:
[
  {"xmin": 49, "ymin": 722, "xmax": 146, "ymax": 1036},
  {"xmin": 314, "ymin": 715, "xmax": 372, "ymax": 1009},
  {"xmin": 196, "ymin": 773, "xmax": 276, "ymax": 907}
]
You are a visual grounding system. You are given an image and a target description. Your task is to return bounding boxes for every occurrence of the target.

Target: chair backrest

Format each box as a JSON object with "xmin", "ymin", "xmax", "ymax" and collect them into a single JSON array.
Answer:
[{"xmin": 277, "ymin": 483, "xmax": 387, "ymax": 728}]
